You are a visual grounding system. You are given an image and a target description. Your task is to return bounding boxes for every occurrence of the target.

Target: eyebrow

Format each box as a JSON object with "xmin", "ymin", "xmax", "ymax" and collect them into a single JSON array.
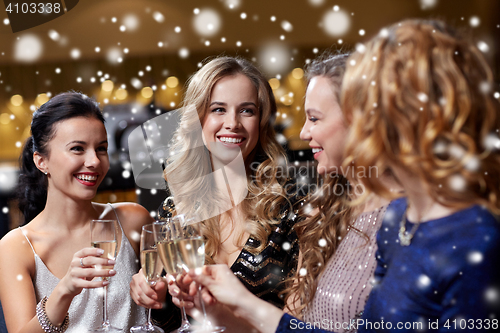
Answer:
[
  {"xmin": 209, "ymin": 101, "xmax": 258, "ymax": 108},
  {"xmin": 66, "ymin": 140, "xmax": 108, "ymax": 146}
]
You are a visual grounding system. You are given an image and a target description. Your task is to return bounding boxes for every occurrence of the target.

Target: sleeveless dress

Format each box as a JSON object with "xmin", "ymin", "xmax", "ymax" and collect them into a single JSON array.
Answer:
[{"xmin": 20, "ymin": 204, "xmax": 147, "ymax": 333}]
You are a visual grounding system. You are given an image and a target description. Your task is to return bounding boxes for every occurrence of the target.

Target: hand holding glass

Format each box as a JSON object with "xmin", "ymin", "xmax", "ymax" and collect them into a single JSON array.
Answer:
[
  {"xmin": 130, "ymin": 224, "xmax": 164, "ymax": 333},
  {"xmin": 90, "ymin": 219, "xmax": 121, "ymax": 332}
]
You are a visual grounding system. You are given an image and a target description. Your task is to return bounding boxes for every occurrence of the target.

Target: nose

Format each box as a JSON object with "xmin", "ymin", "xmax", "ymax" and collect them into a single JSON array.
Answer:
[
  {"xmin": 84, "ymin": 151, "xmax": 100, "ymax": 168},
  {"xmin": 224, "ymin": 110, "xmax": 241, "ymax": 130},
  {"xmin": 300, "ymin": 120, "xmax": 311, "ymax": 141}
]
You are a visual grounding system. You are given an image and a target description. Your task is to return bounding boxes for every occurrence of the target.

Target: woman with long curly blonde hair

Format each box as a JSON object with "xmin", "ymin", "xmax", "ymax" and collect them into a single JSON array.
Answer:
[
  {"xmin": 283, "ymin": 53, "xmax": 391, "ymax": 331},
  {"xmin": 130, "ymin": 56, "xmax": 302, "ymax": 331}
]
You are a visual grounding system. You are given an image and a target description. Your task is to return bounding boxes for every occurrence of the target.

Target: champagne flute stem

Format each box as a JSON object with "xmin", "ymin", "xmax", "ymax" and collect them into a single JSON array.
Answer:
[
  {"xmin": 198, "ymin": 285, "xmax": 210, "ymax": 329},
  {"xmin": 179, "ymin": 295, "xmax": 190, "ymax": 326},
  {"xmin": 103, "ymin": 284, "xmax": 110, "ymax": 328},
  {"xmin": 146, "ymin": 308, "xmax": 153, "ymax": 328}
]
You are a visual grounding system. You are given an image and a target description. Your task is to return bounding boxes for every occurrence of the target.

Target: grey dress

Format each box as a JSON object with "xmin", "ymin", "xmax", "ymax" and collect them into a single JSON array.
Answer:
[{"xmin": 20, "ymin": 204, "xmax": 146, "ymax": 333}]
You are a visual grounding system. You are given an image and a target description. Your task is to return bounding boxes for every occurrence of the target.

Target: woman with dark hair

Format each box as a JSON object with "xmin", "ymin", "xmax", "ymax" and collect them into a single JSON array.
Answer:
[{"xmin": 0, "ymin": 92, "xmax": 152, "ymax": 333}]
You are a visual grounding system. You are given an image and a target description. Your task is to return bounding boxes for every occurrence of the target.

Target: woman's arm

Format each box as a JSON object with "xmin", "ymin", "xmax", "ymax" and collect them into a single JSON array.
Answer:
[
  {"xmin": 0, "ymin": 230, "xmax": 114, "ymax": 333},
  {"xmin": 190, "ymin": 265, "xmax": 284, "ymax": 333}
]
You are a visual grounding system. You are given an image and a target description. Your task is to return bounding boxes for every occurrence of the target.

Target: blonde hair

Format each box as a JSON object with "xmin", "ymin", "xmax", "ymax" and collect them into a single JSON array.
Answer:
[
  {"xmin": 284, "ymin": 53, "xmax": 360, "ymax": 316},
  {"xmin": 342, "ymin": 19, "xmax": 500, "ymax": 212},
  {"xmin": 165, "ymin": 56, "xmax": 290, "ymax": 262}
]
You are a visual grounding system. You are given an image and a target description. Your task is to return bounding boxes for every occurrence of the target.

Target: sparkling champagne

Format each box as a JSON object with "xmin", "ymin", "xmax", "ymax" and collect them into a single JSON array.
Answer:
[
  {"xmin": 157, "ymin": 240, "xmax": 180, "ymax": 275},
  {"xmin": 91, "ymin": 240, "xmax": 117, "ymax": 270},
  {"xmin": 141, "ymin": 249, "xmax": 161, "ymax": 283},
  {"xmin": 176, "ymin": 238, "xmax": 205, "ymax": 270}
]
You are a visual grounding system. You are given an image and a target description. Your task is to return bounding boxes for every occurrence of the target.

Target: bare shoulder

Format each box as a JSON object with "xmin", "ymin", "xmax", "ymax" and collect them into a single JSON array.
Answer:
[
  {"xmin": 0, "ymin": 226, "xmax": 35, "ymax": 281},
  {"xmin": 109, "ymin": 202, "xmax": 154, "ymax": 238}
]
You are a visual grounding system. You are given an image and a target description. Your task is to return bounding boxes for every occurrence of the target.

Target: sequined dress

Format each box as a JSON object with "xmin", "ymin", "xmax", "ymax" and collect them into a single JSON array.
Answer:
[
  {"xmin": 302, "ymin": 206, "xmax": 386, "ymax": 332},
  {"xmin": 20, "ymin": 204, "xmax": 146, "ymax": 333},
  {"xmin": 276, "ymin": 198, "xmax": 500, "ymax": 333}
]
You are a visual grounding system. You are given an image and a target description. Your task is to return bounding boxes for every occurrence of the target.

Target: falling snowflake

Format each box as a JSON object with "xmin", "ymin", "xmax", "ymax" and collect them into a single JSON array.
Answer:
[
  {"xmin": 417, "ymin": 274, "xmax": 431, "ymax": 289},
  {"xmin": 281, "ymin": 20, "xmax": 293, "ymax": 32},
  {"xmin": 193, "ymin": 8, "xmax": 221, "ymax": 37},
  {"xmin": 467, "ymin": 251, "xmax": 483, "ymax": 264},
  {"xmin": 299, "ymin": 268, "xmax": 307, "ymax": 276},
  {"xmin": 449, "ymin": 174, "xmax": 466, "ymax": 192},
  {"xmin": 322, "ymin": 9, "xmax": 351, "ymax": 37},
  {"xmin": 419, "ymin": 0, "xmax": 438, "ymax": 10},
  {"xmin": 14, "ymin": 34, "xmax": 43, "ymax": 63},
  {"xmin": 70, "ymin": 48, "xmax": 81, "ymax": 59},
  {"xmin": 469, "ymin": 16, "xmax": 480, "ymax": 28},
  {"xmin": 282, "ymin": 242, "xmax": 291, "ymax": 251},
  {"xmin": 153, "ymin": 11, "xmax": 164, "ymax": 23},
  {"xmin": 485, "ymin": 287, "xmax": 499, "ymax": 303},
  {"xmin": 477, "ymin": 41, "xmax": 489, "ymax": 53},
  {"xmin": 2, "ymin": 207, "xmax": 8, "ymax": 214},
  {"xmin": 122, "ymin": 14, "xmax": 139, "ymax": 32},
  {"xmin": 318, "ymin": 238, "xmax": 327, "ymax": 247},
  {"xmin": 178, "ymin": 48, "xmax": 190, "ymax": 59}
]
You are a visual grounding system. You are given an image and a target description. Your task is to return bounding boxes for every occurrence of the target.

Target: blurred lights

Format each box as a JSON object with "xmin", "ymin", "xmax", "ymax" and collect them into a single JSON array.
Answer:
[
  {"xmin": 102, "ymin": 80, "xmax": 114, "ymax": 92},
  {"xmin": 36, "ymin": 93, "xmax": 49, "ymax": 105},
  {"xmin": 11, "ymin": 94, "xmax": 23, "ymax": 106},
  {"xmin": 141, "ymin": 87, "xmax": 153, "ymax": 99},
  {"xmin": 269, "ymin": 78, "xmax": 280, "ymax": 90},
  {"xmin": 292, "ymin": 68, "xmax": 304, "ymax": 80},
  {"xmin": 115, "ymin": 89, "xmax": 128, "ymax": 100},
  {"xmin": 166, "ymin": 76, "xmax": 179, "ymax": 88},
  {"xmin": 0, "ymin": 113, "xmax": 11, "ymax": 125}
]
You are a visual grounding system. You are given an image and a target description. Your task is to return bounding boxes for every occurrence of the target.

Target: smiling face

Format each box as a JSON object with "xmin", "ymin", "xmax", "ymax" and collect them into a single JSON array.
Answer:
[
  {"xmin": 202, "ymin": 74, "xmax": 260, "ymax": 163},
  {"xmin": 300, "ymin": 76, "xmax": 348, "ymax": 175},
  {"xmin": 35, "ymin": 116, "xmax": 110, "ymax": 201}
]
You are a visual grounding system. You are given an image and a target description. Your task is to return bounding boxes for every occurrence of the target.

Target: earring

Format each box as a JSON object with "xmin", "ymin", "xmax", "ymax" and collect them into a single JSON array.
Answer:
[{"xmin": 44, "ymin": 171, "xmax": 48, "ymax": 175}]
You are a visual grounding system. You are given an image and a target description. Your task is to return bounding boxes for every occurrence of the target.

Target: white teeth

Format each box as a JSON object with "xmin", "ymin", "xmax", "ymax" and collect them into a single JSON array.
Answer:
[
  {"xmin": 76, "ymin": 174, "xmax": 97, "ymax": 181},
  {"xmin": 312, "ymin": 148, "xmax": 323, "ymax": 154},
  {"xmin": 219, "ymin": 137, "xmax": 243, "ymax": 143}
]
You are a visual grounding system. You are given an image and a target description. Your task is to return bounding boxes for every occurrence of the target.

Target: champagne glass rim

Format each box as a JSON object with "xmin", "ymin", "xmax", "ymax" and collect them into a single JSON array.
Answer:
[
  {"xmin": 91, "ymin": 219, "xmax": 117, "ymax": 222},
  {"xmin": 142, "ymin": 224, "xmax": 154, "ymax": 233}
]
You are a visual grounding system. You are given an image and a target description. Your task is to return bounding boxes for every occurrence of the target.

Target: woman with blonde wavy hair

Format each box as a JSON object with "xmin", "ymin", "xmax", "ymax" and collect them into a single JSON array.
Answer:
[
  {"xmin": 130, "ymin": 56, "xmax": 302, "ymax": 331},
  {"xmin": 172, "ymin": 19, "xmax": 500, "ymax": 333}
]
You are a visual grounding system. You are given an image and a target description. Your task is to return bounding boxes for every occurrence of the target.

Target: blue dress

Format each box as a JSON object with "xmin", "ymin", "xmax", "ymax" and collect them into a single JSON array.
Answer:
[{"xmin": 276, "ymin": 198, "xmax": 500, "ymax": 332}]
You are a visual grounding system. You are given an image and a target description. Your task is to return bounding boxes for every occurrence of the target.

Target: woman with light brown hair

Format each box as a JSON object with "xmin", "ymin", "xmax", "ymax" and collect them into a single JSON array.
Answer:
[{"xmin": 129, "ymin": 56, "xmax": 302, "ymax": 331}]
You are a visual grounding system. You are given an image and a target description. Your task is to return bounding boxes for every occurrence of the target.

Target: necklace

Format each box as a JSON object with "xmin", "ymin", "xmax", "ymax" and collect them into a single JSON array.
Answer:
[{"xmin": 398, "ymin": 205, "xmax": 420, "ymax": 246}]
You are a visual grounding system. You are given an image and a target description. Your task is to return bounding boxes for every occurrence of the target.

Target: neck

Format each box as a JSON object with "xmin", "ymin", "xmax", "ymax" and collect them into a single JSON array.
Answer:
[
  {"xmin": 41, "ymin": 191, "xmax": 100, "ymax": 230},
  {"xmin": 396, "ymin": 173, "xmax": 458, "ymax": 223},
  {"xmin": 212, "ymin": 155, "xmax": 248, "ymax": 209}
]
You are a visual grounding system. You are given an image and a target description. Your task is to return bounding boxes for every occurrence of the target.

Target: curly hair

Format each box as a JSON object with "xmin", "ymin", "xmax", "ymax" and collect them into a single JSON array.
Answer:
[
  {"xmin": 341, "ymin": 19, "xmax": 500, "ymax": 213},
  {"xmin": 284, "ymin": 53, "xmax": 361, "ymax": 316},
  {"xmin": 164, "ymin": 56, "xmax": 290, "ymax": 262}
]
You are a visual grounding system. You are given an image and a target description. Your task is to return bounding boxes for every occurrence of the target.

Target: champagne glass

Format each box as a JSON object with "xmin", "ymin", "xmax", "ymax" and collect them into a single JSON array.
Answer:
[
  {"xmin": 176, "ymin": 217, "xmax": 225, "ymax": 333},
  {"xmin": 130, "ymin": 224, "xmax": 165, "ymax": 333},
  {"xmin": 153, "ymin": 217, "xmax": 192, "ymax": 333},
  {"xmin": 90, "ymin": 219, "xmax": 122, "ymax": 332}
]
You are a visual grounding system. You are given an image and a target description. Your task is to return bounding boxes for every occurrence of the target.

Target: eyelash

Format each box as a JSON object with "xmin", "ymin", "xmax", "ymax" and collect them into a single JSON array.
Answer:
[
  {"xmin": 308, "ymin": 117, "xmax": 318, "ymax": 122},
  {"xmin": 70, "ymin": 146, "xmax": 108, "ymax": 152},
  {"xmin": 211, "ymin": 108, "xmax": 255, "ymax": 115}
]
